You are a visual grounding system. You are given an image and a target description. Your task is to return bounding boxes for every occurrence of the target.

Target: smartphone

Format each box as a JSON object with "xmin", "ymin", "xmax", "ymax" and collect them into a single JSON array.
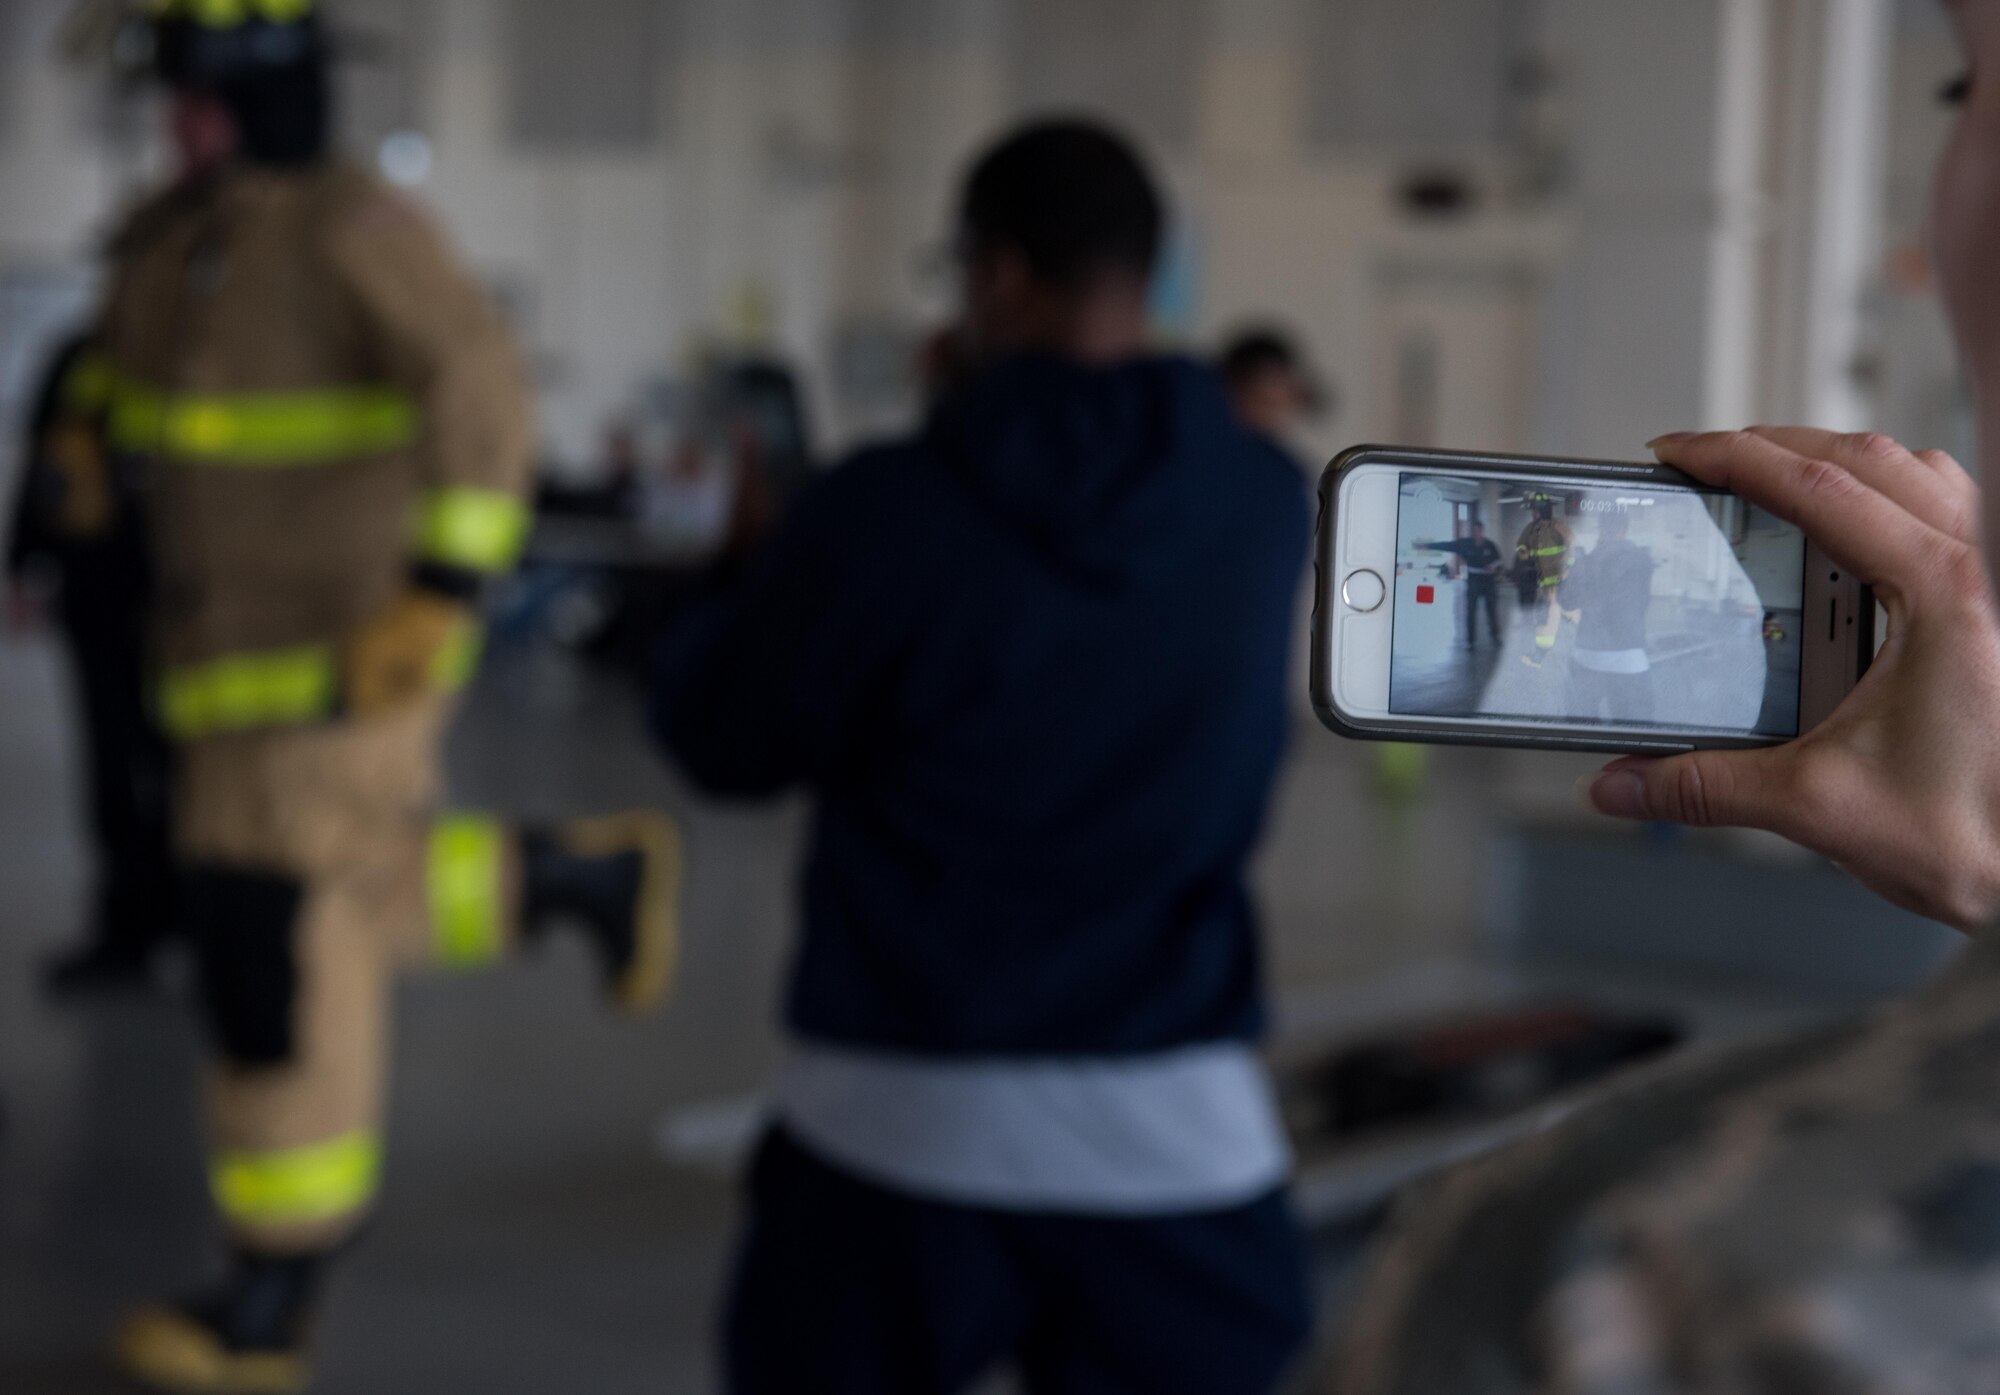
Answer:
[{"xmin": 1311, "ymin": 445, "xmax": 1871, "ymax": 754}]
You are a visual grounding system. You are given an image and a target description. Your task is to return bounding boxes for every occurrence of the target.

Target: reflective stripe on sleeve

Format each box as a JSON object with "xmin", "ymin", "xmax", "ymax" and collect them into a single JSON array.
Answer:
[
  {"xmin": 429, "ymin": 620, "xmax": 485, "ymax": 692},
  {"xmin": 410, "ymin": 487, "xmax": 530, "ymax": 572},
  {"xmin": 107, "ymin": 380, "xmax": 416, "ymax": 465},
  {"xmin": 429, "ymin": 815, "xmax": 507, "ymax": 967},
  {"xmin": 160, "ymin": 645, "xmax": 338, "ymax": 740},
  {"xmin": 211, "ymin": 1130, "xmax": 380, "ymax": 1228}
]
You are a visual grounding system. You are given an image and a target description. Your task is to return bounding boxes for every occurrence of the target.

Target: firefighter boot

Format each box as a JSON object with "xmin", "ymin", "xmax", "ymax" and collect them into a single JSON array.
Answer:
[
  {"xmin": 115, "ymin": 1250, "xmax": 326, "ymax": 1395},
  {"xmin": 522, "ymin": 812, "xmax": 681, "ymax": 1013}
]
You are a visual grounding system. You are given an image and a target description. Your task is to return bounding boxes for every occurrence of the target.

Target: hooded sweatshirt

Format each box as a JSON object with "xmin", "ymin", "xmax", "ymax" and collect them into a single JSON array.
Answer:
[{"xmin": 654, "ymin": 353, "xmax": 1309, "ymax": 1060}]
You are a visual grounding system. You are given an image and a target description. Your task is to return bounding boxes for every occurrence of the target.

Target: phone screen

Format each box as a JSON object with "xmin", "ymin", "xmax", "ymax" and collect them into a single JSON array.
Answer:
[{"xmin": 1390, "ymin": 471, "xmax": 1808, "ymax": 737}]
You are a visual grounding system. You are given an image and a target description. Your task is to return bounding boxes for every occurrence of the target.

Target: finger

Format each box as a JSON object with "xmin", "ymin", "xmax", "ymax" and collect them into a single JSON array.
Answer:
[
  {"xmin": 1915, "ymin": 448, "xmax": 1982, "ymax": 532},
  {"xmin": 1583, "ymin": 748, "xmax": 1795, "ymax": 833},
  {"xmin": 1650, "ymin": 430, "xmax": 1949, "ymax": 593},
  {"xmin": 1744, "ymin": 427, "xmax": 1975, "ymax": 544}
]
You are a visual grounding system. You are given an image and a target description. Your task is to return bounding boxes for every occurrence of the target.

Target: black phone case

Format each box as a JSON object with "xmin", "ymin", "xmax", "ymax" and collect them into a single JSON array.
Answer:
[{"xmin": 1310, "ymin": 444, "xmax": 1818, "ymax": 756}]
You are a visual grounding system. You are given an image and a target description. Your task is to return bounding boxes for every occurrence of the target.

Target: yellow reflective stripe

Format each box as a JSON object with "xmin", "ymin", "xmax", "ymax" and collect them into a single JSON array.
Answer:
[
  {"xmin": 430, "ymin": 620, "xmax": 485, "ymax": 692},
  {"xmin": 211, "ymin": 1130, "xmax": 379, "ymax": 1228},
  {"xmin": 429, "ymin": 816, "xmax": 507, "ymax": 967},
  {"xmin": 411, "ymin": 487, "xmax": 530, "ymax": 572},
  {"xmin": 160, "ymin": 645, "xmax": 337, "ymax": 740},
  {"xmin": 107, "ymin": 380, "xmax": 416, "ymax": 465},
  {"xmin": 1538, "ymin": 575, "xmax": 1564, "ymax": 588},
  {"xmin": 1528, "ymin": 545, "xmax": 1567, "ymax": 557}
]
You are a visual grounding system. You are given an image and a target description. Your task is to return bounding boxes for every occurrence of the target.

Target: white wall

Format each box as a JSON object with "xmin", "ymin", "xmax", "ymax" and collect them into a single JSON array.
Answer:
[
  {"xmin": 0, "ymin": 0, "xmax": 1937, "ymax": 481},
  {"xmin": 0, "ymin": 0, "xmax": 1585, "ymax": 473}
]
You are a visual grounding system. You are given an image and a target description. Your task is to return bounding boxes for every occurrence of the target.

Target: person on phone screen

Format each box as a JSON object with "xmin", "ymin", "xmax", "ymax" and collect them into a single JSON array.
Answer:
[
  {"xmin": 1414, "ymin": 521, "xmax": 1504, "ymax": 648},
  {"xmin": 1561, "ymin": 508, "xmax": 1655, "ymax": 724},
  {"xmin": 1327, "ymin": 5, "xmax": 2000, "ymax": 1391},
  {"xmin": 1514, "ymin": 494, "xmax": 1571, "ymax": 667}
]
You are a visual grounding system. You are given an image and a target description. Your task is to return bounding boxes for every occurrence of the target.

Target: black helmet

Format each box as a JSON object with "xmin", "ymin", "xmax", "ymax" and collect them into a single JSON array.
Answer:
[
  {"xmin": 142, "ymin": 0, "xmax": 332, "ymax": 166},
  {"xmin": 147, "ymin": 0, "xmax": 329, "ymax": 90}
]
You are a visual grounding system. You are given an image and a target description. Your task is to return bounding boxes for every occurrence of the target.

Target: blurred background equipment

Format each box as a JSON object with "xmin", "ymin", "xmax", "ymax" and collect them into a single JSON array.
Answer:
[{"xmin": 0, "ymin": 0, "xmax": 1974, "ymax": 1390}]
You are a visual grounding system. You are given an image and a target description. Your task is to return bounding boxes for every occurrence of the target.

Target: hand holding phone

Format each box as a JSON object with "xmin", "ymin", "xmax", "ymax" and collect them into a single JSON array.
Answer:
[
  {"xmin": 1316, "ymin": 429, "xmax": 2000, "ymax": 932},
  {"xmin": 1587, "ymin": 427, "xmax": 2000, "ymax": 931}
]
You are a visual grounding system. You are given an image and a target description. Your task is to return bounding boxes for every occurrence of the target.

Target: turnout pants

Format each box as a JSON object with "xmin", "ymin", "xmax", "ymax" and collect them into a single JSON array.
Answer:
[
  {"xmin": 175, "ymin": 695, "xmax": 518, "ymax": 1254},
  {"xmin": 726, "ymin": 1128, "xmax": 1313, "ymax": 1395}
]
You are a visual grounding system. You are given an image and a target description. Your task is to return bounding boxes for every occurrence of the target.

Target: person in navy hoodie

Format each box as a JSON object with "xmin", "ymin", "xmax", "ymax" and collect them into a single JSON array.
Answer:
[{"xmin": 654, "ymin": 118, "xmax": 1313, "ymax": 1395}]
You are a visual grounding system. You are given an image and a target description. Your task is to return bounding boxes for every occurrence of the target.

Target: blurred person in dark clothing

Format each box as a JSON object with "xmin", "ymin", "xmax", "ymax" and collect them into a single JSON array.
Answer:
[
  {"xmin": 5, "ymin": 333, "xmax": 175, "ymax": 994},
  {"xmin": 1220, "ymin": 325, "xmax": 1327, "ymax": 442},
  {"xmin": 1562, "ymin": 510, "xmax": 1655, "ymax": 723},
  {"xmin": 655, "ymin": 119, "xmax": 1313, "ymax": 1395}
]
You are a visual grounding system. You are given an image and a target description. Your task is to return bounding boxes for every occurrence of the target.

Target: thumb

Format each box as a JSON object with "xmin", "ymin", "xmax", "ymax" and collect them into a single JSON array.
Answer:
[{"xmin": 1582, "ymin": 748, "xmax": 1792, "ymax": 831}]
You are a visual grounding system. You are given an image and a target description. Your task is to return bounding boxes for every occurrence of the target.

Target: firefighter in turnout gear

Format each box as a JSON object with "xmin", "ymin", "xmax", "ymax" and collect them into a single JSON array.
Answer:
[
  {"xmin": 78, "ymin": 5, "xmax": 681, "ymax": 1391},
  {"xmin": 1514, "ymin": 492, "xmax": 1571, "ymax": 669}
]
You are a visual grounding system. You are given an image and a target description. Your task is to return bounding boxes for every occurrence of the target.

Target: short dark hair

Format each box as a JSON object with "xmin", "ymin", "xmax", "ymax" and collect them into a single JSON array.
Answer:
[
  {"xmin": 1219, "ymin": 328, "xmax": 1302, "ymax": 388},
  {"xmin": 1220, "ymin": 325, "xmax": 1329, "ymax": 412},
  {"xmin": 958, "ymin": 118, "xmax": 1164, "ymax": 291}
]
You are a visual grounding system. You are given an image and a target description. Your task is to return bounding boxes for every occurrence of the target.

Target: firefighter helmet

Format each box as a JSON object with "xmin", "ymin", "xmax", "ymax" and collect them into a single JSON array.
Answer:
[{"xmin": 60, "ymin": 1, "xmax": 326, "ymax": 87}]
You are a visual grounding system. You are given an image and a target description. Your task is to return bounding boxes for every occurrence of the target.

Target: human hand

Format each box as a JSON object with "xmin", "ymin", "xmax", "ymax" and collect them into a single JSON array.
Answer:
[{"xmin": 1581, "ymin": 427, "xmax": 2000, "ymax": 932}]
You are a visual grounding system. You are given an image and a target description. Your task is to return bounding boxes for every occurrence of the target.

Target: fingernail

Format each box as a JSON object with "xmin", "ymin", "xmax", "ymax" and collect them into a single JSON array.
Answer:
[
  {"xmin": 1580, "ymin": 769, "xmax": 1649, "ymax": 819},
  {"xmin": 1646, "ymin": 432, "xmax": 1694, "ymax": 449}
]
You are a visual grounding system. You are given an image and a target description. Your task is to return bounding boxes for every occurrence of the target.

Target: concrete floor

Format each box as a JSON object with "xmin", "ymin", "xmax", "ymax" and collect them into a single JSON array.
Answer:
[
  {"xmin": 0, "ymin": 628, "xmax": 1538, "ymax": 1393},
  {"xmin": 1390, "ymin": 585, "xmax": 1802, "ymax": 737}
]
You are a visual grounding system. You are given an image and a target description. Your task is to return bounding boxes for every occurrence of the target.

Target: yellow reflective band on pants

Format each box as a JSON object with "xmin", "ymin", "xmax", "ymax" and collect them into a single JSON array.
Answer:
[
  {"xmin": 211, "ymin": 1130, "xmax": 380, "ymax": 1229},
  {"xmin": 107, "ymin": 379, "xmax": 416, "ymax": 465},
  {"xmin": 411, "ymin": 487, "xmax": 530, "ymax": 572},
  {"xmin": 1539, "ymin": 575, "xmax": 1564, "ymax": 588},
  {"xmin": 161, "ymin": 646, "xmax": 338, "ymax": 740},
  {"xmin": 429, "ymin": 816, "xmax": 507, "ymax": 967}
]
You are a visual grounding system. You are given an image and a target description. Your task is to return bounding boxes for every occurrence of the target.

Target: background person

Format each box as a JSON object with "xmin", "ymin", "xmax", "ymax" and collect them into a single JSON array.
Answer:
[
  {"xmin": 5, "ymin": 333, "xmax": 175, "ymax": 994},
  {"xmin": 1219, "ymin": 325, "xmax": 1329, "ymax": 442},
  {"xmin": 1561, "ymin": 509, "xmax": 1655, "ymax": 723},
  {"xmin": 654, "ymin": 119, "xmax": 1313, "ymax": 1395},
  {"xmin": 1330, "ymin": 3, "xmax": 2000, "ymax": 1389}
]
